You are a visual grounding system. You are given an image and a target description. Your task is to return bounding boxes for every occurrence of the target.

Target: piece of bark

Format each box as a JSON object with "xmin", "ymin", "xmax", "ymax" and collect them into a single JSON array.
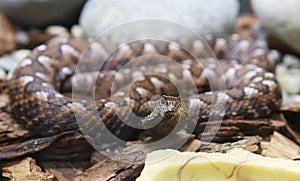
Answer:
[
  {"xmin": 74, "ymin": 158, "xmax": 143, "ymax": 181},
  {"xmin": 1, "ymin": 157, "xmax": 56, "ymax": 181},
  {"xmin": 36, "ymin": 131, "xmax": 94, "ymax": 161},
  {"xmin": 0, "ymin": 131, "xmax": 92, "ymax": 161},
  {"xmin": 261, "ymin": 131, "xmax": 300, "ymax": 160},
  {"xmin": 36, "ymin": 131, "xmax": 95, "ymax": 161},
  {"xmin": 39, "ymin": 161, "xmax": 91, "ymax": 181},
  {"xmin": 196, "ymin": 119, "xmax": 274, "ymax": 142},
  {"xmin": 0, "ymin": 13, "xmax": 16, "ymax": 55},
  {"xmin": 179, "ymin": 136, "xmax": 201, "ymax": 152},
  {"xmin": 0, "ymin": 134, "xmax": 61, "ymax": 160},
  {"xmin": 74, "ymin": 135, "xmax": 198, "ymax": 181},
  {"xmin": 198, "ymin": 136, "xmax": 261, "ymax": 153}
]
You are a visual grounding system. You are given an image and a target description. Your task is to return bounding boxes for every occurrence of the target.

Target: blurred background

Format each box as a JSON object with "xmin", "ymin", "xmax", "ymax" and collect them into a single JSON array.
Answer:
[{"xmin": 0, "ymin": 0, "xmax": 299, "ymax": 102}]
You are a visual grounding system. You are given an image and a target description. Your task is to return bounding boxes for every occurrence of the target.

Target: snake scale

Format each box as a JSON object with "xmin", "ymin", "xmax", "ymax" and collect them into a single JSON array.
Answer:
[{"xmin": 8, "ymin": 34, "xmax": 282, "ymax": 142}]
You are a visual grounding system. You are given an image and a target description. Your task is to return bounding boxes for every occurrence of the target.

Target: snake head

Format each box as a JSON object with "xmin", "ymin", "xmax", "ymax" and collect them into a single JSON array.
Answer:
[{"xmin": 139, "ymin": 95, "xmax": 182, "ymax": 129}]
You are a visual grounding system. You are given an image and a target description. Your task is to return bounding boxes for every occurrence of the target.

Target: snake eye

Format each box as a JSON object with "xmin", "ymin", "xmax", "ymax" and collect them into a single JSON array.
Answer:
[{"xmin": 159, "ymin": 98, "xmax": 166, "ymax": 105}]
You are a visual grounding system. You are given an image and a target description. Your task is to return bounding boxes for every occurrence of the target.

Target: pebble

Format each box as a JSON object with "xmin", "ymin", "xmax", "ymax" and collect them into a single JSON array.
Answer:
[
  {"xmin": 281, "ymin": 55, "xmax": 300, "ymax": 69},
  {"xmin": 71, "ymin": 25, "xmax": 85, "ymax": 39},
  {"xmin": 46, "ymin": 25, "xmax": 70, "ymax": 37},
  {"xmin": 276, "ymin": 55, "xmax": 300, "ymax": 95},
  {"xmin": 45, "ymin": 25, "xmax": 70, "ymax": 42}
]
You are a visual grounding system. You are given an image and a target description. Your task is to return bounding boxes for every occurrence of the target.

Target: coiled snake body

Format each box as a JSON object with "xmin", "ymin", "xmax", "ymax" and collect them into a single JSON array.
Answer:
[{"xmin": 8, "ymin": 35, "xmax": 282, "ymax": 140}]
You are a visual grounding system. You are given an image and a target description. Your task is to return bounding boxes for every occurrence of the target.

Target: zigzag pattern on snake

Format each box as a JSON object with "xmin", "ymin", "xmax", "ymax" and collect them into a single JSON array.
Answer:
[{"xmin": 8, "ymin": 34, "xmax": 282, "ymax": 140}]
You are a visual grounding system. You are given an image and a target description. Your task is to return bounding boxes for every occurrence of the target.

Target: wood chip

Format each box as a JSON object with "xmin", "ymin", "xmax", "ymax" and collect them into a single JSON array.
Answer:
[
  {"xmin": 261, "ymin": 131, "xmax": 300, "ymax": 160},
  {"xmin": 196, "ymin": 119, "xmax": 274, "ymax": 142},
  {"xmin": 199, "ymin": 136, "xmax": 261, "ymax": 153},
  {"xmin": 1, "ymin": 157, "xmax": 55, "ymax": 180}
]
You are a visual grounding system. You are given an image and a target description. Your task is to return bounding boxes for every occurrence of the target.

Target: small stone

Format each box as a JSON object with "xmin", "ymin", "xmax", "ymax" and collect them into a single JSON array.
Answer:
[
  {"xmin": 283, "ymin": 55, "xmax": 300, "ymax": 69},
  {"xmin": 46, "ymin": 25, "xmax": 69, "ymax": 37},
  {"xmin": 268, "ymin": 49, "xmax": 281, "ymax": 64},
  {"xmin": 15, "ymin": 30, "xmax": 30, "ymax": 45},
  {"xmin": 46, "ymin": 25, "xmax": 70, "ymax": 42},
  {"xmin": 71, "ymin": 24, "xmax": 85, "ymax": 39},
  {"xmin": 276, "ymin": 55, "xmax": 300, "ymax": 95}
]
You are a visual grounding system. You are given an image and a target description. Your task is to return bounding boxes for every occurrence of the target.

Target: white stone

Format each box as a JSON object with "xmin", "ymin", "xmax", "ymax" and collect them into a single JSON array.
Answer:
[
  {"xmin": 283, "ymin": 54, "xmax": 300, "ymax": 69},
  {"xmin": 79, "ymin": 0, "xmax": 239, "ymax": 41},
  {"xmin": 46, "ymin": 25, "xmax": 70, "ymax": 36},
  {"xmin": 71, "ymin": 24, "xmax": 85, "ymax": 39},
  {"xmin": 252, "ymin": 0, "xmax": 300, "ymax": 53},
  {"xmin": 276, "ymin": 63, "xmax": 300, "ymax": 94}
]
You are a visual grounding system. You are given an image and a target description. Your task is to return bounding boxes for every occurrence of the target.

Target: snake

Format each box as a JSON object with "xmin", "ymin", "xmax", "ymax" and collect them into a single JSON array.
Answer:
[{"xmin": 8, "ymin": 34, "xmax": 282, "ymax": 142}]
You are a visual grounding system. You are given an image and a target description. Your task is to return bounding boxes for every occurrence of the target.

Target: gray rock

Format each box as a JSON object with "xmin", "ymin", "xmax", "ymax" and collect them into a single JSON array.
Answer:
[
  {"xmin": 79, "ymin": 0, "xmax": 239, "ymax": 41},
  {"xmin": 0, "ymin": 0, "xmax": 86, "ymax": 27},
  {"xmin": 252, "ymin": 0, "xmax": 300, "ymax": 53}
]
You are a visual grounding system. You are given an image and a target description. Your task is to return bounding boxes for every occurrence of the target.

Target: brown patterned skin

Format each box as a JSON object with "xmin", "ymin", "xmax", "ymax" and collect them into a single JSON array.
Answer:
[{"xmin": 8, "ymin": 35, "xmax": 282, "ymax": 139}]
